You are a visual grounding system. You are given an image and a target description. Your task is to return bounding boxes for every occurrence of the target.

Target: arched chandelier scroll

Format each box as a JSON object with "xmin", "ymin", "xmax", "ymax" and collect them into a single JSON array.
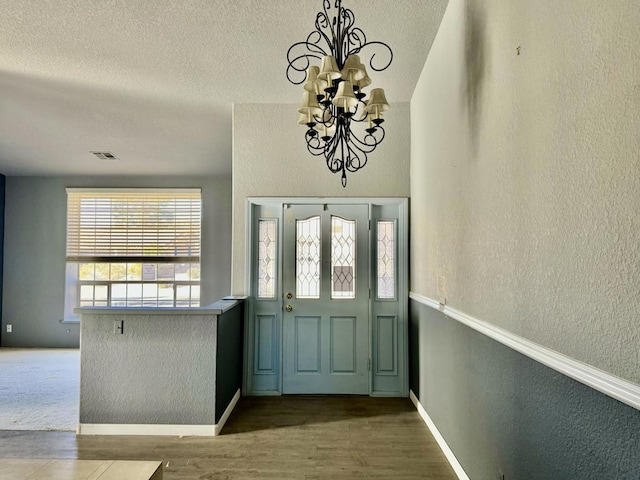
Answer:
[{"xmin": 286, "ymin": 0, "xmax": 393, "ymax": 187}]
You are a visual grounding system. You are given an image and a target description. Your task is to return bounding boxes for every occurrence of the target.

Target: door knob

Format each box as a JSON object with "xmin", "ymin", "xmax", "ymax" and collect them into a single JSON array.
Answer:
[
  {"xmin": 286, "ymin": 292, "xmax": 293, "ymax": 299},
  {"xmin": 285, "ymin": 305, "xmax": 293, "ymax": 312}
]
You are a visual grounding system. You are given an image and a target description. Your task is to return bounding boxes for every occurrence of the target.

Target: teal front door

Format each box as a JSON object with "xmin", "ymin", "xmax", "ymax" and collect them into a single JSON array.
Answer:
[{"xmin": 282, "ymin": 204, "xmax": 369, "ymax": 394}]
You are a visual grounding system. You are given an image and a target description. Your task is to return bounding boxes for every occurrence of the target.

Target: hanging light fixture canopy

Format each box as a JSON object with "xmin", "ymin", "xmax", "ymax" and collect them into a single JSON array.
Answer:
[{"xmin": 286, "ymin": 0, "xmax": 393, "ymax": 187}]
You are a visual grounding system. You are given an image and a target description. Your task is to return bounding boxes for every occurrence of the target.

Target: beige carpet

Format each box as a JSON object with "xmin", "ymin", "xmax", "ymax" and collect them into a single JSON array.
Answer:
[{"xmin": 0, "ymin": 348, "xmax": 79, "ymax": 431}]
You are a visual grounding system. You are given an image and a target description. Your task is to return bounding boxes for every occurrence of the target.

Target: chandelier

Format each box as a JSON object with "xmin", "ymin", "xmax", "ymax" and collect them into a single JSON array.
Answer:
[{"xmin": 286, "ymin": 0, "xmax": 393, "ymax": 187}]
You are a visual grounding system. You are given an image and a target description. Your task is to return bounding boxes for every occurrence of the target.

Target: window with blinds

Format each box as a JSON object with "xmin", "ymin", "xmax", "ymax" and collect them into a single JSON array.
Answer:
[{"xmin": 65, "ymin": 188, "xmax": 202, "ymax": 308}]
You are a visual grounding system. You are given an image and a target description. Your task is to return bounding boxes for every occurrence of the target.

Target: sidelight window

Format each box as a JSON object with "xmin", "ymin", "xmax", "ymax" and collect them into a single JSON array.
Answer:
[
  {"xmin": 376, "ymin": 220, "xmax": 396, "ymax": 299},
  {"xmin": 257, "ymin": 219, "xmax": 278, "ymax": 299}
]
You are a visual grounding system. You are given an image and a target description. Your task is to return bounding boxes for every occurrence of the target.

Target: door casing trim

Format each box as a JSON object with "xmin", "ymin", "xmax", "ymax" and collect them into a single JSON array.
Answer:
[{"xmin": 243, "ymin": 197, "xmax": 409, "ymax": 396}]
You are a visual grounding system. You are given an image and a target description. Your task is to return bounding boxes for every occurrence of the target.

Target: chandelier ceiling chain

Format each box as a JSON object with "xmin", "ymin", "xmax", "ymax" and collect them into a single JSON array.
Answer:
[{"xmin": 286, "ymin": 0, "xmax": 393, "ymax": 187}]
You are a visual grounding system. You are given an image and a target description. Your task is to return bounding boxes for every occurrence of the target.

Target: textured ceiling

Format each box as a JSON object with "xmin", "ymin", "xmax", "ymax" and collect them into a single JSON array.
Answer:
[{"xmin": 0, "ymin": 0, "xmax": 448, "ymax": 176}]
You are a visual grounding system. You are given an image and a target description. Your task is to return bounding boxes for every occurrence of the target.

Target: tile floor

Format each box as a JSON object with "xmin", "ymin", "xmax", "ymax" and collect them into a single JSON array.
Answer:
[{"xmin": 0, "ymin": 459, "xmax": 162, "ymax": 480}]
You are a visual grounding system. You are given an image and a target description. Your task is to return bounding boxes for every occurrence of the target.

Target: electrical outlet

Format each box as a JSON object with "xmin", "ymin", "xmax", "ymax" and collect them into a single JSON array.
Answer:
[
  {"xmin": 114, "ymin": 320, "xmax": 124, "ymax": 335},
  {"xmin": 6, "ymin": 324, "xmax": 12, "ymax": 333}
]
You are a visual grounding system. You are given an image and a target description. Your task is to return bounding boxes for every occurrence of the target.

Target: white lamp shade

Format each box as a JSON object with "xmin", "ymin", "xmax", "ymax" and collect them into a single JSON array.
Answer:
[
  {"xmin": 364, "ymin": 88, "xmax": 390, "ymax": 113},
  {"xmin": 332, "ymin": 81, "xmax": 358, "ymax": 110},
  {"xmin": 298, "ymin": 113, "xmax": 313, "ymax": 125},
  {"xmin": 341, "ymin": 55, "xmax": 366, "ymax": 81},
  {"xmin": 299, "ymin": 113, "xmax": 322, "ymax": 130},
  {"xmin": 355, "ymin": 64, "xmax": 372, "ymax": 89},
  {"xmin": 318, "ymin": 55, "xmax": 342, "ymax": 82},
  {"xmin": 305, "ymin": 66, "xmax": 320, "ymax": 83},
  {"xmin": 297, "ymin": 91, "xmax": 322, "ymax": 115},
  {"xmin": 303, "ymin": 66, "xmax": 328, "ymax": 93}
]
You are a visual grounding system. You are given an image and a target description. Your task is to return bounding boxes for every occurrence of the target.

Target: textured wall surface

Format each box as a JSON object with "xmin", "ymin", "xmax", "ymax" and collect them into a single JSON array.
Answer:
[
  {"xmin": 2, "ymin": 175, "xmax": 232, "ymax": 348},
  {"xmin": 0, "ymin": 175, "xmax": 4, "ymax": 345},
  {"xmin": 80, "ymin": 313, "xmax": 217, "ymax": 425},
  {"xmin": 0, "ymin": 1, "xmax": 448, "ymax": 177},
  {"xmin": 410, "ymin": 300, "xmax": 640, "ymax": 480},
  {"xmin": 231, "ymin": 103, "xmax": 411, "ymax": 294},
  {"xmin": 411, "ymin": 0, "xmax": 640, "ymax": 383}
]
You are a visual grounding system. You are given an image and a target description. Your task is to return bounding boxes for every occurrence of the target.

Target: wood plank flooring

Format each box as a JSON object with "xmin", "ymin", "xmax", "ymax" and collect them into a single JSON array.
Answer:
[{"xmin": 0, "ymin": 396, "xmax": 456, "ymax": 480}]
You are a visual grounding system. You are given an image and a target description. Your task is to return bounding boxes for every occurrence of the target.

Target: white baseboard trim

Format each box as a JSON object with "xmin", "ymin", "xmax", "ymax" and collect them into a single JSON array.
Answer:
[
  {"xmin": 409, "ymin": 390, "xmax": 470, "ymax": 480},
  {"xmin": 77, "ymin": 423, "xmax": 217, "ymax": 436},
  {"xmin": 214, "ymin": 388, "xmax": 241, "ymax": 435},
  {"xmin": 410, "ymin": 292, "xmax": 640, "ymax": 411},
  {"xmin": 77, "ymin": 388, "xmax": 242, "ymax": 437}
]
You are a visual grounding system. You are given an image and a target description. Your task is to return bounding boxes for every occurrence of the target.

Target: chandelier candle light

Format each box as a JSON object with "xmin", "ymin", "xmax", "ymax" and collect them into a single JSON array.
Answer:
[{"xmin": 287, "ymin": 0, "xmax": 393, "ymax": 187}]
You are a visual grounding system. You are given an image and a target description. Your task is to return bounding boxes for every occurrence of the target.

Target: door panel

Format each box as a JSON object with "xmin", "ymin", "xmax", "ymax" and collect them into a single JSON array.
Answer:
[
  {"xmin": 294, "ymin": 316, "xmax": 321, "ymax": 373},
  {"xmin": 375, "ymin": 315, "xmax": 397, "ymax": 375},
  {"xmin": 255, "ymin": 315, "xmax": 276, "ymax": 375},
  {"xmin": 330, "ymin": 316, "xmax": 357, "ymax": 373},
  {"xmin": 283, "ymin": 204, "xmax": 369, "ymax": 394}
]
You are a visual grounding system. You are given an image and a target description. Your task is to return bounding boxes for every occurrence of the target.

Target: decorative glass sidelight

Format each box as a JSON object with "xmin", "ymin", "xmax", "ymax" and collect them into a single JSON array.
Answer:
[
  {"xmin": 296, "ymin": 216, "xmax": 321, "ymax": 299},
  {"xmin": 258, "ymin": 219, "xmax": 277, "ymax": 299},
  {"xmin": 376, "ymin": 220, "xmax": 396, "ymax": 299},
  {"xmin": 331, "ymin": 216, "xmax": 356, "ymax": 299}
]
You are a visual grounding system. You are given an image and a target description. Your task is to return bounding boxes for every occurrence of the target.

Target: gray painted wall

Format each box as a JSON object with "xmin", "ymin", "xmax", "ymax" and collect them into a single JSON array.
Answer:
[
  {"xmin": 80, "ymin": 312, "xmax": 218, "ymax": 425},
  {"xmin": 80, "ymin": 301, "xmax": 243, "ymax": 426},
  {"xmin": 410, "ymin": 300, "xmax": 640, "ymax": 480},
  {"xmin": 1, "ymin": 175, "xmax": 232, "ymax": 348},
  {"xmin": 231, "ymin": 103, "xmax": 411, "ymax": 294},
  {"xmin": 215, "ymin": 301, "xmax": 243, "ymax": 423},
  {"xmin": 0, "ymin": 175, "xmax": 4, "ymax": 345}
]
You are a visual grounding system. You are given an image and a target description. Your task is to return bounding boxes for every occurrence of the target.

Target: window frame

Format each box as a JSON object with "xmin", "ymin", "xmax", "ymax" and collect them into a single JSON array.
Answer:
[{"xmin": 64, "ymin": 188, "xmax": 202, "ymax": 320}]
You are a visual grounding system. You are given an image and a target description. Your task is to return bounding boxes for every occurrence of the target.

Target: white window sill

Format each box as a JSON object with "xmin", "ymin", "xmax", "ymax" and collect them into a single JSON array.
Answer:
[{"xmin": 60, "ymin": 316, "xmax": 80, "ymax": 324}]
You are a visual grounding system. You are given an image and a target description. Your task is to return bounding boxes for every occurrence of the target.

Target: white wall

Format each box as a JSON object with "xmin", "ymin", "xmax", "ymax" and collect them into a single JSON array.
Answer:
[
  {"xmin": 411, "ymin": 0, "xmax": 640, "ymax": 383},
  {"xmin": 232, "ymin": 102, "xmax": 411, "ymax": 294},
  {"xmin": 2, "ymin": 175, "xmax": 232, "ymax": 347}
]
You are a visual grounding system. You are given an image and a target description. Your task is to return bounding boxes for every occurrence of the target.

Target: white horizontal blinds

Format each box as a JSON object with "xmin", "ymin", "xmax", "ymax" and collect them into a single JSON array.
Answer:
[{"xmin": 66, "ymin": 189, "xmax": 201, "ymax": 261}]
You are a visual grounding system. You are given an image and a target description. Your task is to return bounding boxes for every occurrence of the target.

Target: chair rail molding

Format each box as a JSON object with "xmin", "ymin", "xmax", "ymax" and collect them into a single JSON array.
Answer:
[{"xmin": 410, "ymin": 292, "xmax": 640, "ymax": 411}]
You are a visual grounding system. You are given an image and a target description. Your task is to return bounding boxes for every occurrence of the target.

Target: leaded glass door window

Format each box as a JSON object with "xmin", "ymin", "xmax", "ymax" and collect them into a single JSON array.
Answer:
[
  {"xmin": 331, "ymin": 216, "xmax": 356, "ymax": 299},
  {"xmin": 296, "ymin": 216, "xmax": 321, "ymax": 299}
]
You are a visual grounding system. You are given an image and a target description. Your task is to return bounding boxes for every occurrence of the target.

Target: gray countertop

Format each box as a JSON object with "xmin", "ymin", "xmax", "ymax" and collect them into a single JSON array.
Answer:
[{"xmin": 75, "ymin": 297, "xmax": 245, "ymax": 316}]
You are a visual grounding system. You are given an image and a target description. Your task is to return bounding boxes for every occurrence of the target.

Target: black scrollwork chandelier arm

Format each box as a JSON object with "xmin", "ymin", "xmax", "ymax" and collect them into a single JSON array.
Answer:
[
  {"xmin": 287, "ymin": 1, "xmax": 393, "ymax": 84},
  {"xmin": 287, "ymin": 0, "xmax": 393, "ymax": 187}
]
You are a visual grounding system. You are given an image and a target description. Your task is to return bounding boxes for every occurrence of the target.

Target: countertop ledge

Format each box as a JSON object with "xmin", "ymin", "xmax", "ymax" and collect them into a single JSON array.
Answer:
[{"xmin": 75, "ymin": 297, "xmax": 245, "ymax": 316}]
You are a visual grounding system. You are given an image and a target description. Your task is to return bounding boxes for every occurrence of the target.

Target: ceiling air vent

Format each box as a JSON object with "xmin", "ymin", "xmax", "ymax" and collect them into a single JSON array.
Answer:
[{"xmin": 91, "ymin": 151, "xmax": 118, "ymax": 160}]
